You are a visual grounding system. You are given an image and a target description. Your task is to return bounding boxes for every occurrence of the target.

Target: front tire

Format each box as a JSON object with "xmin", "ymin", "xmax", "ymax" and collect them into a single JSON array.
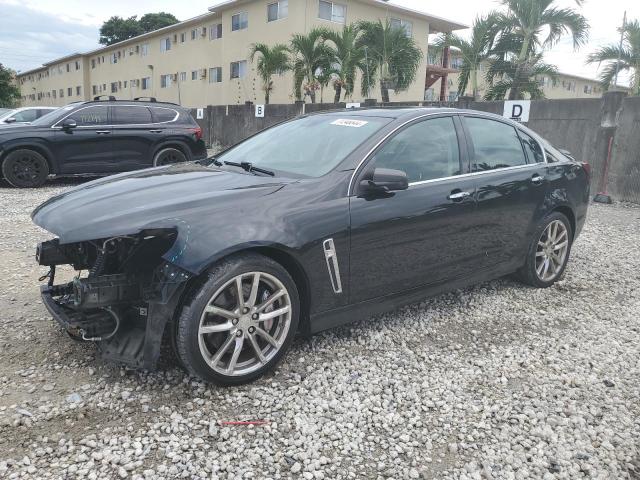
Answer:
[
  {"xmin": 153, "ymin": 147, "xmax": 187, "ymax": 167},
  {"xmin": 176, "ymin": 253, "xmax": 300, "ymax": 385},
  {"xmin": 516, "ymin": 212, "xmax": 573, "ymax": 288},
  {"xmin": 2, "ymin": 149, "xmax": 49, "ymax": 188}
]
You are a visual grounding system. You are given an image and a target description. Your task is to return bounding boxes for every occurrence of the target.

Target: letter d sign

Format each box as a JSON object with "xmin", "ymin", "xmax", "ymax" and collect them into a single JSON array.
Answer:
[{"xmin": 503, "ymin": 100, "xmax": 530, "ymax": 123}]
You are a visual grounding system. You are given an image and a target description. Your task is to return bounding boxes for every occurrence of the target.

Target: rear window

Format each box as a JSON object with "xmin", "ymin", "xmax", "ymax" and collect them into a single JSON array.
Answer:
[{"xmin": 151, "ymin": 107, "xmax": 178, "ymax": 123}]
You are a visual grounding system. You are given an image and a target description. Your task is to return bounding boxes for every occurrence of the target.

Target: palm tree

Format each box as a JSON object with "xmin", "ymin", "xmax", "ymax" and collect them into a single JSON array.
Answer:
[
  {"xmin": 485, "ymin": 51, "xmax": 558, "ymax": 99},
  {"xmin": 436, "ymin": 14, "xmax": 500, "ymax": 100},
  {"xmin": 356, "ymin": 20, "xmax": 423, "ymax": 103},
  {"xmin": 249, "ymin": 43, "xmax": 291, "ymax": 104},
  {"xmin": 323, "ymin": 25, "xmax": 367, "ymax": 103},
  {"xmin": 587, "ymin": 19, "xmax": 640, "ymax": 95},
  {"xmin": 290, "ymin": 28, "xmax": 335, "ymax": 103},
  {"xmin": 492, "ymin": 0, "xmax": 588, "ymax": 99}
]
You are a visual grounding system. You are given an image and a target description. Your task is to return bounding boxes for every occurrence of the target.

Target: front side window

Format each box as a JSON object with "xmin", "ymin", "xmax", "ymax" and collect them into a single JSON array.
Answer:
[
  {"xmin": 519, "ymin": 131, "xmax": 544, "ymax": 163},
  {"xmin": 370, "ymin": 117, "xmax": 461, "ymax": 183},
  {"xmin": 209, "ymin": 67, "xmax": 222, "ymax": 83},
  {"xmin": 465, "ymin": 117, "xmax": 527, "ymax": 171},
  {"xmin": 319, "ymin": 0, "xmax": 346, "ymax": 23},
  {"xmin": 230, "ymin": 60, "xmax": 247, "ymax": 79},
  {"xmin": 112, "ymin": 106, "xmax": 153, "ymax": 125},
  {"xmin": 232, "ymin": 12, "xmax": 248, "ymax": 31},
  {"xmin": 268, "ymin": 0, "xmax": 288, "ymax": 22},
  {"xmin": 216, "ymin": 115, "xmax": 390, "ymax": 178},
  {"xmin": 68, "ymin": 106, "xmax": 109, "ymax": 127}
]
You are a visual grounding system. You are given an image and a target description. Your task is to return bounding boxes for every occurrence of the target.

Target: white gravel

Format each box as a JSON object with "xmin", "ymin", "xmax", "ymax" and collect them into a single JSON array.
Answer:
[{"xmin": 0, "ymin": 179, "xmax": 639, "ymax": 480}]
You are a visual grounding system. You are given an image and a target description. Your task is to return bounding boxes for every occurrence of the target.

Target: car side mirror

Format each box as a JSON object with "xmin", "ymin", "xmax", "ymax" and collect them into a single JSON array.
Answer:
[
  {"xmin": 61, "ymin": 118, "xmax": 77, "ymax": 130},
  {"xmin": 359, "ymin": 168, "xmax": 409, "ymax": 194},
  {"xmin": 5, "ymin": 117, "xmax": 16, "ymax": 124}
]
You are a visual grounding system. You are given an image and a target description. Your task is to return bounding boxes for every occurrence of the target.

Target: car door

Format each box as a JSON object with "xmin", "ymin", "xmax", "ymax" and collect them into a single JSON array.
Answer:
[
  {"xmin": 53, "ymin": 105, "xmax": 114, "ymax": 174},
  {"xmin": 461, "ymin": 115, "xmax": 549, "ymax": 270},
  {"xmin": 110, "ymin": 105, "xmax": 157, "ymax": 170},
  {"xmin": 349, "ymin": 115, "xmax": 481, "ymax": 304}
]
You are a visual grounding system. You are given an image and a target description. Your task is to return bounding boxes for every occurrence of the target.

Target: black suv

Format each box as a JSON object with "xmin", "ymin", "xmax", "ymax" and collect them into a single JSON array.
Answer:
[{"xmin": 0, "ymin": 97, "xmax": 207, "ymax": 187}]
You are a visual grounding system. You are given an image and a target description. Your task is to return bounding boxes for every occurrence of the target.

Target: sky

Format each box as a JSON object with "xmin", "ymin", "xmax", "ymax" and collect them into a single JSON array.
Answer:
[{"xmin": 0, "ymin": 0, "xmax": 636, "ymax": 85}]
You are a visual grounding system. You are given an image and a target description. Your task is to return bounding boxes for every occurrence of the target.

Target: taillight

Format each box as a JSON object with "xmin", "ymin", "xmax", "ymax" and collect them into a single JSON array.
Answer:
[
  {"xmin": 581, "ymin": 162, "xmax": 591, "ymax": 180},
  {"xmin": 190, "ymin": 126, "xmax": 202, "ymax": 141}
]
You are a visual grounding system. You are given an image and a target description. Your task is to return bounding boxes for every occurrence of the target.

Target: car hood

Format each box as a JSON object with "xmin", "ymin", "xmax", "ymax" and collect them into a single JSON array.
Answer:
[{"xmin": 32, "ymin": 163, "xmax": 294, "ymax": 244}]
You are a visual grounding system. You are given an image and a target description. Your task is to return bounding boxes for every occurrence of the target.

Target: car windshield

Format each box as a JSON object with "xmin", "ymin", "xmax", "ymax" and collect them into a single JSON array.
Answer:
[
  {"xmin": 30, "ymin": 106, "xmax": 70, "ymax": 126},
  {"xmin": 214, "ymin": 114, "xmax": 391, "ymax": 177}
]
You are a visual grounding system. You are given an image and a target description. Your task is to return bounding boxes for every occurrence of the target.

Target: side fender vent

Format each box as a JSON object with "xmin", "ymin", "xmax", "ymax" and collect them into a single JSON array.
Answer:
[{"xmin": 323, "ymin": 239, "xmax": 343, "ymax": 294}]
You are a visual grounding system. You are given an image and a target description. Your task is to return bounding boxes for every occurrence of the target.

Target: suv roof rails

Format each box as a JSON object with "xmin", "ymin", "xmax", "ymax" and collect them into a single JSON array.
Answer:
[
  {"xmin": 93, "ymin": 95, "xmax": 116, "ymax": 101},
  {"xmin": 133, "ymin": 97, "xmax": 156, "ymax": 102}
]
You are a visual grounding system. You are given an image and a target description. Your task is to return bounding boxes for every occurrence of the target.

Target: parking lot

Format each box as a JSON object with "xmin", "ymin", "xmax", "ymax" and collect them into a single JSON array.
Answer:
[{"xmin": 0, "ymin": 181, "xmax": 638, "ymax": 480}]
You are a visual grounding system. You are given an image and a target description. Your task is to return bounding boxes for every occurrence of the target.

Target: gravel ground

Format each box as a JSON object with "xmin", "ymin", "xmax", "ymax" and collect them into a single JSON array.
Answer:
[{"xmin": 0, "ymin": 179, "xmax": 639, "ymax": 480}]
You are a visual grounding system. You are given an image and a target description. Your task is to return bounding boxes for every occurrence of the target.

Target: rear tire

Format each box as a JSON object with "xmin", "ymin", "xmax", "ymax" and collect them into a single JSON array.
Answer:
[
  {"xmin": 176, "ymin": 253, "xmax": 299, "ymax": 385},
  {"xmin": 516, "ymin": 212, "xmax": 573, "ymax": 288},
  {"xmin": 2, "ymin": 149, "xmax": 49, "ymax": 188},
  {"xmin": 153, "ymin": 148, "xmax": 187, "ymax": 167}
]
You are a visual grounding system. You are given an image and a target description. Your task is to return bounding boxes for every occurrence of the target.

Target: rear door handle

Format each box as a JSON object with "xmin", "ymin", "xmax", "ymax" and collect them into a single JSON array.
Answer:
[
  {"xmin": 447, "ymin": 191, "xmax": 471, "ymax": 201},
  {"xmin": 531, "ymin": 174, "xmax": 545, "ymax": 185},
  {"xmin": 95, "ymin": 130, "xmax": 111, "ymax": 135},
  {"xmin": 149, "ymin": 129, "xmax": 162, "ymax": 133}
]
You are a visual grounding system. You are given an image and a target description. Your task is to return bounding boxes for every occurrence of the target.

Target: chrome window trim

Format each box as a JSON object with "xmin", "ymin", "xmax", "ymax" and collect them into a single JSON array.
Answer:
[
  {"xmin": 50, "ymin": 104, "xmax": 179, "ymax": 129},
  {"xmin": 407, "ymin": 163, "xmax": 543, "ymax": 187}
]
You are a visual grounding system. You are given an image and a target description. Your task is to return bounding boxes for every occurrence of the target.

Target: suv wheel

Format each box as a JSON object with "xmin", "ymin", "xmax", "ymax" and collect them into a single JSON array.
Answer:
[
  {"xmin": 516, "ymin": 212, "xmax": 573, "ymax": 288},
  {"xmin": 176, "ymin": 253, "xmax": 300, "ymax": 385},
  {"xmin": 154, "ymin": 148, "xmax": 186, "ymax": 167},
  {"xmin": 2, "ymin": 149, "xmax": 49, "ymax": 188}
]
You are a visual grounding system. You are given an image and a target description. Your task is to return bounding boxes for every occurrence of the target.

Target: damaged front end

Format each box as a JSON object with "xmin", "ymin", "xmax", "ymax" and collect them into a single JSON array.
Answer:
[{"xmin": 37, "ymin": 230, "xmax": 192, "ymax": 370}]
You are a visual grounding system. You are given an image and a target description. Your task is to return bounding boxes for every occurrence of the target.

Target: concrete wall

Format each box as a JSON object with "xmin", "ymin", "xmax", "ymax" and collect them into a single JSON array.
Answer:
[{"xmin": 195, "ymin": 93, "xmax": 640, "ymax": 203}]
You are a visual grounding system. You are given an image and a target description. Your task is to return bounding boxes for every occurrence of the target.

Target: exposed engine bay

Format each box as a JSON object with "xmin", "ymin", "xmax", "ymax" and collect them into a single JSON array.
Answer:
[{"xmin": 37, "ymin": 230, "xmax": 192, "ymax": 369}]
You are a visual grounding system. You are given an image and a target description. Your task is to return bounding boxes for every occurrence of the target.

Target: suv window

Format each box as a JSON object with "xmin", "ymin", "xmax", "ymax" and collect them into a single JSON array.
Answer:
[
  {"xmin": 465, "ymin": 117, "xmax": 527, "ymax": 171},
  {"xmin": 113, "ymin": 106, "xmax": 153, "ymax": 125},
  {"xmin": 68, "ymin": 106, "xmax": 109, "ymax": 126},
  {"xmin": 151, "ymin": 107, "xmax": 178, "ymax": 123},
  {"xmin": 370, "ymin": 117, "xmax": 461, "ymax": 183},
  {"xmin": 519, "ymin": 131, "xmax": 544, "ymax": 163}
]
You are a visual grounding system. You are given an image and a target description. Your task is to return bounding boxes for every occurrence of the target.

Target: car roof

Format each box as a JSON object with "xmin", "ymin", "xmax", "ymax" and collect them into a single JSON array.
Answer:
[{"xmin": 76, "ymin": 99, "xmax": 182, "ymax": 108}]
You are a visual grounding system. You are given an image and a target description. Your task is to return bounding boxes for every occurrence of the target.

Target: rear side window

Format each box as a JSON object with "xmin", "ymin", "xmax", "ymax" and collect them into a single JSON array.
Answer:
[
  {"xmin": 371, "ymin": 117, "xmax": 461, "ymax": 183},
  {"xmin": 68, "ymin": 106, "xmax": 109, "ymax": 126},
  {"xmin": 113, "ymin": 106, "xmax": 153, "ymax": 125},
  {"xmin": 519, "ymin": 131, "xmax": 544, "ymax": 163},
  {"xmin": 151, "ymin": 107, "xmax": 178, "ymax": 123},
  {"xmin": 465, "ymin": 117, "xmax": 527, "ymax": 171}
]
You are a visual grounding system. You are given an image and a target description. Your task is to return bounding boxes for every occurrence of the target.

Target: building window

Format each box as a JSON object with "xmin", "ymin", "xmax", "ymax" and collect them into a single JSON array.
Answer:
[
  {"xmin": 209, "ymin": 67, "xmax": 223, "ymax": 83},
  {"xmin": 91, "ymin": 59, "xmax": 96, "ymax": 69},
  {"xmin": 76, "ymin": 86, "xmax": 81, "ymax": 96},
  {"xmin": 210, "ymin": 23, "xmax": 223, "ymax": 40},
  {"xmin": 230, "ymin": 60, "xmax": 247, "ymax": 79},
  {"xmin": 583, "ymin": 84, "xmax": 593, "ymax": 95},
  {"xmin": 66, "ymin": 63, "xmax": 70, "ymax": 72},
  {"xmin": 160, "ymin": 37, "xmax": 171, "ymax": 52},
  {"xmin": 141, "ymin": 77, "xmax": 151, "ymax": 90},
  {"xmin": 75, "ymin": 61, "xmax": 80, "ymax": 70},
  {"xmin": 92, "ymin": 86, "xmax": 97, "ymax": 95},
  {"xmin": 141, "ymin": 44, "xmax": 149, "ymax": 56},
  {"xmin": 390, "ymin": 18, "xmax": 413, "ymax": 36},
  {"xmin": 180, "ymin": 32, "xmax": 186, "ymax": 43},
  {"xmin": 268, "ymin": 0, "xmax": 288, "ymax": 22},
  {"xmin": 60, "ymin": 89, "xmax": 64, "ymax": 98},
  {"xmin": 161, "ymin": 74, "xmax": 173, "ymax": 88},
  {"xmin": 232, "ymin": 12, "xmax": 248, "ymax": 31},
  {"xmin": 52, "ymin": 90, "xmax": 57, "ymax": 99},
  {"xmin": 111, "ymin": 82, "xmax": 118, "ymax": 93},
  {"xmin": 191, "ymin": 70, "xmax": 198, "ymax": 80},
  {"xmin": 180, "ymin": 71, "xmax": 187, "ymax": 82},
  {"xmin": 318, "ymin": 1, "xmax": 346, "ymax": 24},
  {"xmin": 191, "ymin": 28, "xmax": 198, "ymax": 40}
]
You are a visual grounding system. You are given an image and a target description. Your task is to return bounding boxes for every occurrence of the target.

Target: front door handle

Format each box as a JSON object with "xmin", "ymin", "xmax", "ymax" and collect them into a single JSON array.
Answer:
[
  {"xmin": 95, "ymin": 130, "xmax": 111, "ymax": 135},
  {"xmin": 149, "ymin": 129, "xmax": 162, "ymax": 133},
  {"xmin": 447, "ymin": 191, "xmax": 471, "ymax": 201},
  {"xmin": 531, "ymin": 174, "xmax": 545, "ymax": 185}
]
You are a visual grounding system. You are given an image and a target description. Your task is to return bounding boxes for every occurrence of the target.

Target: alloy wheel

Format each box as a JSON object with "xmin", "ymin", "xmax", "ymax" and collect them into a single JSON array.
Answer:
[
  {"xmin": 198, "ymin": 272, "xmax": 292, "ymax": 377},
  {"xmin": 535, "ymin": 220, "xmax": 569, "ymax": 282},
  {"xmin": 156, "ymin": 150, "xmax": 184, "ymax": 166},
  {"xmin": 10, "ymin": 154, "xmax": 43, "ymax": 183}
]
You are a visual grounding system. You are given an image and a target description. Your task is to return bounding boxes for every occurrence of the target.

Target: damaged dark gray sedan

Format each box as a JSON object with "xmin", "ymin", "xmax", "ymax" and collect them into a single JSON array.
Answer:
[{"xmin": 33, "ymin": 108, "xmax": 590, "ymax": 385}]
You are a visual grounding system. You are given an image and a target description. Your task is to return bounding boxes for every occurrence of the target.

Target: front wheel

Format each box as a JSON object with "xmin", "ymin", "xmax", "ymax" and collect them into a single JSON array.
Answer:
[
  {"xmin": 176, "ymin": 253, "xmax": 299, "ymax": 385},
  {"xmin": 516, "ymin": 212, "xmax": 573, "ymax": 288},
  {"xmin": 2, "ymin": 149, "xmax": 49, "ymax": 188}
]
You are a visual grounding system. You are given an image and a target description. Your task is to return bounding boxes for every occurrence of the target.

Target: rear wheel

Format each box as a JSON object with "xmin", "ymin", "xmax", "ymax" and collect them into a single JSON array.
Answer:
[
  {"xmin": 2, "ymin": 149, "xmax": 49, "ymax": 188},
  {"xmin": 153, "ymin": 147, "xmax": 186, "ymax": 167},
  {"xmin": 516, "ymin": 212, "xmax": 573, "ymax": 288},
  {"xmin": 176, "ymin": 253, "xmax": 299, "ymax": 385}
]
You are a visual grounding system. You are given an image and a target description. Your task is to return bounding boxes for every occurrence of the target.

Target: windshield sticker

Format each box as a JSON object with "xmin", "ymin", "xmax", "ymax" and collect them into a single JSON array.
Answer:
[{"xmin": 331, "ymin": 119, "xmax": 369, "ymax": 128}]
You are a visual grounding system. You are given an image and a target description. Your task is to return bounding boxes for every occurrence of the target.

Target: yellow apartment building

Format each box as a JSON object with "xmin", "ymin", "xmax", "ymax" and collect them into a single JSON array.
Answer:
[{"xmin": 16, "ymin": 0, "xmax": 465, "ymax": 108}]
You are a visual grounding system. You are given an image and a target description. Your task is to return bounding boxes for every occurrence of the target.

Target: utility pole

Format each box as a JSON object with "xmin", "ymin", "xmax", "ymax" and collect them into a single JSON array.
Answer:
[{"xmin": 613, "ymin": 11, "xmax": 626, "ymax": 91}]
